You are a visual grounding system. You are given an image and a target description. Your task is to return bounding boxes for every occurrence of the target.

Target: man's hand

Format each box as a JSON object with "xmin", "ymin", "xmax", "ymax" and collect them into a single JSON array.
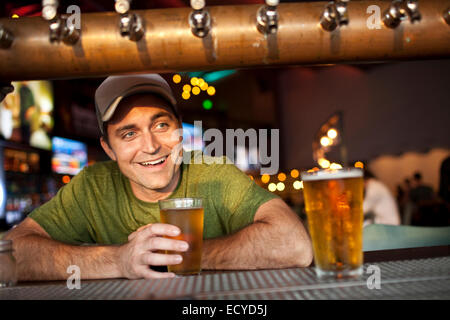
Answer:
[
  {"xmin": 0, "ymin": 82, "xmax": 14, "ymax": 102},
  {"xmin": 116, "ymin": 223, "xmax": 189, "ymax": 279}
]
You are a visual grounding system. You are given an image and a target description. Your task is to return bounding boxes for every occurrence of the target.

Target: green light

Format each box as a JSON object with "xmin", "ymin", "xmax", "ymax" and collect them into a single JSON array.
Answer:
[{"xmin": 203, "ymin": 99, "xmax": 213, "ymax": 110}]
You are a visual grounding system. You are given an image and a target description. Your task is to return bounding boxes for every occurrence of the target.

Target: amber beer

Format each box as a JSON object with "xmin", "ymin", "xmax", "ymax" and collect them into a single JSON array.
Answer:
[
  {"xmin": 301, "ymin": 169, "xmax": 364, "ymax": 278},
  {"xmin": 159, "ymin": 198, "xmax": 204, "ymax": 275}
]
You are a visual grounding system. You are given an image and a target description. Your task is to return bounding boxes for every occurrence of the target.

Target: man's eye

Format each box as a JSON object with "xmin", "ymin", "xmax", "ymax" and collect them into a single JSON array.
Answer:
[
  {"xmin": 156, "ymin": 123, "xmax": 168, "ymax": 129},
  {"xmin": 123, "ymin": 132, "xmax": 135, "ymax": 138}
]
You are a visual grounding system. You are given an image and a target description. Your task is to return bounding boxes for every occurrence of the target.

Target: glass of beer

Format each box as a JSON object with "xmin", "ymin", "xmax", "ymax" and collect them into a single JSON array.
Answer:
[
  {"xmin": 301, "ymin": 168, "xmax": 364, "ymax": 279},
  {"xmin": 159, "ymin": 198, "xmax": 204, "ymax": 275}
]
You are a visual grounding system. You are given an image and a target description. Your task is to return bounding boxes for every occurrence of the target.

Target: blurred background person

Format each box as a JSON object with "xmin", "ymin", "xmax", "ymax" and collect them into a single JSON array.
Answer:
[{"xmin": 363, "ymin": 169, "xmax": 401, "ymax": 226}]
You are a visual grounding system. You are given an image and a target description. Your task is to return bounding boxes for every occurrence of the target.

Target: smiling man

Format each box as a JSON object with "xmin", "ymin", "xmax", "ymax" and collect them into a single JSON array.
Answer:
[{"xmin": 4, "ymin": 74, "xmax": 312, "ymax": 281}]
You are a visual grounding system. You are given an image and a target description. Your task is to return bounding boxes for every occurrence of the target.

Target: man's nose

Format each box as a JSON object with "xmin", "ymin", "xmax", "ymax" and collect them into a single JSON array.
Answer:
[{"xmin": 141, "ymin": 132, "xmax": 161, "ymax": 154}]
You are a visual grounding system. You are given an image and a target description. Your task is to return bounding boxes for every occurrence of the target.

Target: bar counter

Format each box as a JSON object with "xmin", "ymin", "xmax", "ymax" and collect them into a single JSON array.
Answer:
[{"xmin": 1, "ymin": 246, "xmax": 449, "ymax": 300}]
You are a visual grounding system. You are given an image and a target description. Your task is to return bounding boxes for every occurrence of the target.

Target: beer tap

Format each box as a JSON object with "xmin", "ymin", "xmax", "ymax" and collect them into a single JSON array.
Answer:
[
  {"xmin": 443, "ymin": 7, "xmax": 450, "ymax": 25},
  {"xmin": 320, "ymin": 0, "xmax": 349, "ymax": 32},
  {"xmin": 115, "ymin": 0, "xmax": 144, "ymax": 41},
  {"xmin": 256, "ymin": 0, "xmax": 279, "ymax": 35},
  {"xmin": 0, "ymin": 25, "xmax": 14, "ymax": 49},
  {"xmin": 383, "ymin": 0, "xmax": 421, "ymax": 29},
  {"xmin": 42, "ymin": 0, "xmax": 80, "ymax": 44},
  {"xmin": 189, "ymin": 0, "xmax": 211, "ymax": 38}
]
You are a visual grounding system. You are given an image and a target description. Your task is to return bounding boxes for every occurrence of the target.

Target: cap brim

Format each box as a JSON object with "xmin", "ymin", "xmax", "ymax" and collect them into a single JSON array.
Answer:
[{"xmin": 101, "ymin": 84, "xmax": 178, "ymax": 122}]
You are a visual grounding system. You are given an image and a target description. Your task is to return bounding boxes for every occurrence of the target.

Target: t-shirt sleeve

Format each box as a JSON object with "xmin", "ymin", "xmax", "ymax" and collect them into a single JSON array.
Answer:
[
  {"xmin": 28, "ymin": 169, "xmax": 94, "ymax": 245},
  {"xmin": 217, "ymin": 164, "xmax": 279, "ymax": 234}
]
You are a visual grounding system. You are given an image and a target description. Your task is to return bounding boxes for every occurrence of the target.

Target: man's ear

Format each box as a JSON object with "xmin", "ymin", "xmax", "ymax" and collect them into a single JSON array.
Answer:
[{"xmin": 100, "ymin": 137, "xmax": 117, "ymax": 161}]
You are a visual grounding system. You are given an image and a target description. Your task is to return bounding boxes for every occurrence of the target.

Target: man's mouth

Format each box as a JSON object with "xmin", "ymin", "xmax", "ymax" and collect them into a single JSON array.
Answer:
[{"xmin": 138, "ymin": 155, "xmax": 168, "ymax": 167}]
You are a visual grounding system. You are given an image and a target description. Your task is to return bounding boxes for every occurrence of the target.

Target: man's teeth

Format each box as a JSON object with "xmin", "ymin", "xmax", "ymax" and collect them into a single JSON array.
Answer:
[{"xmin": 141, "ymin": 157, "xmax": 167, "ymax": 166}]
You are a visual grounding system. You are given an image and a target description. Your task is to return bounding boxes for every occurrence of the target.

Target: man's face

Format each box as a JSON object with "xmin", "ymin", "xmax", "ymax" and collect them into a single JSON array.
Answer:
[{"xmin": 100, "ymin": 94, "xmax": 182, "ymax": 196}]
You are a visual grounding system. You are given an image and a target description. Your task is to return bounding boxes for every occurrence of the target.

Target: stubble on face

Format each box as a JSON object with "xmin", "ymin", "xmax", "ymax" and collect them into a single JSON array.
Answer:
[{"xmin": 101, "ymin": 94, "xmax": 183, "ymax": 202}]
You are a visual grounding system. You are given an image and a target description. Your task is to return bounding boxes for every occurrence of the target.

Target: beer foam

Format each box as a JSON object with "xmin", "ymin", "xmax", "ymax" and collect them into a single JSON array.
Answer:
[{"xmin": 301, "ymin": 168, "xmax": 363, "ymax": 181}]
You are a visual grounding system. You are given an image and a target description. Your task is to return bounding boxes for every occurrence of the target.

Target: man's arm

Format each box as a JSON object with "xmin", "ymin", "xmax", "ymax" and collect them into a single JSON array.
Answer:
[
  {"xmin": 201, "ymin": 198, "xmax": 313, "ymax": 270},
  {"xmin": 3, "ymin": 217, "xmax": 188, "ymax": 281}
]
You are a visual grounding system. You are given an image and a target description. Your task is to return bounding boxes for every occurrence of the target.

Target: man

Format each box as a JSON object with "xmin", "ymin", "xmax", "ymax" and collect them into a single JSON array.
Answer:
[{"xmin": 3, "ymin": 74, "xmax": 312, "ymax": 281}]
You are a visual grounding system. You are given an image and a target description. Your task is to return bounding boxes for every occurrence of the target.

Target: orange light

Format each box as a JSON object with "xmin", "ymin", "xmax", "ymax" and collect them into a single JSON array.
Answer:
[
  {"xmin": 290, "ymin": 169, "xmax": 299, "ymax": 178},
  {"xmin": 327, "ymin": 128, "xmax": 338, "ymax": 139},
  {"xmin": 182, "ymin": 91, "xmax": 190, "ymax": 100},
  {"xmin": 62, "ymin": 175, "xmax": 71, "ymax": 184},
  {"xmin": 190, "ymin": 77, "xmax": 199, "ymax": 86},
  {"xmin": 320, "ymin": 136, "xmax": 331, "ymax": 147},
  {"xmin": 207, "ymin": 86, "xmax": 216, "ymax": 96},
  {"xmin": 192, "ymin": 86, "xmax": 201, "ymax": 95},
  {"xmin": 278, "ymin": 173, "xmax": 286, "ymax": 182},
  {"xmin": 261, "ymin": 174, "xmax": 270, "ymax": 184},
  {"xmin": 354, "ymin": 161, "xmax": 364, "ymax": 169},
  {"xmin": 172, "ymin": 74, "xmax": 181, "ymax": 84}
]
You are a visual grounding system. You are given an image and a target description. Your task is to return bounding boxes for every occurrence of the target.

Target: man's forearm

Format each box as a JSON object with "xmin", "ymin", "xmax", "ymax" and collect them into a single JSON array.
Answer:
[
  {"xmin": 201, "ymin": 219, "xmax": 312, "ymax": 270},
  {"xmin": 10, "ymin": 234, "xmax": 122, "ymax": 281}
]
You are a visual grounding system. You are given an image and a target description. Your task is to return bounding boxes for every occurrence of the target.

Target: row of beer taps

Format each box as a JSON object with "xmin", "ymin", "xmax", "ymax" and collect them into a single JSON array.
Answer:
[{"xmin": 0, "ymin": 0, "xmax": 449, "ymax": 49}]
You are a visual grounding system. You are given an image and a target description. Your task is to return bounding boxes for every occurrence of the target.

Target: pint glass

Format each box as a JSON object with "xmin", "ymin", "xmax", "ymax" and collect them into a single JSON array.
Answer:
[
  {"xmin": 159, "ymin": 198, "xmax": 204, "ymax": 275},
  {"xmin": 301, "ymin": 168, "xmax": 364, "ymax": 279}
]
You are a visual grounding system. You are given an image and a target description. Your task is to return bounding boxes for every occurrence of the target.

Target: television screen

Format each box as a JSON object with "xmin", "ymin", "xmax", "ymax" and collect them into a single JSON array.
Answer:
[
  {"xmin": 51, "ymin": 137, "xmax": 88, "ymax": 175},
  {"xmin": 182, "ymin": 122, "xmax": 204, "ymax": 152},
  {"xmin": 0, "ymin": 81, "xmax": 54, "ymax": 150}
]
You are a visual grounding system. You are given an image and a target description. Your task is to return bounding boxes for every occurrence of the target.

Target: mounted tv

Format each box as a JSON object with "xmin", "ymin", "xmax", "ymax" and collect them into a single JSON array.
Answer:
[{"xmin": 51, "ymin": 136, "xmax": 88, "ymax": 176}]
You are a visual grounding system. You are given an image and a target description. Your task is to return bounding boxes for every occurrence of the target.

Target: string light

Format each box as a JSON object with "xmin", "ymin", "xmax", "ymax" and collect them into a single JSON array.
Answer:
[
  {"xmin": 278, "ymin": 173, "xmax": 286, "ymax": 182},
  {"xmin": 330, "ymin": 163, "xmax": 343, "ymax": 170},
  {"xmin": 207, "ymin": 86, "xmax": 216, "ymax": 96},
  {"xmin": 190, "ymin": 77, "xmax": 199, "ymax": 86},
  {"xmin": 276, "ymin": 182, "xmax": 285, "ymax": 192},
  {"xmin": 192, "ymin": 86, "xmax": 201, "ymax": 95},
  {"xmin": 290, "ymin": 169, "xmax": 299, "ymax": 178},
  {"xmin": 172, "ymin": 74, "xmax": 181, "ymax": 84},
  {"xmin": 354, "ymin": 161, "xmax": 364, "ymax": 169},
  {"xmin": 320, "ymin": 136, "xmax": 331, "ymax": 147},
  {"xmin": 261, "ymin": 174, "xmax": 270, "ymax": 184},
  {"xmin": 182, "ymin": 91, "xmax": 190, "ymax": 100},
  {"xmin": 318, "ymin": 158, "xmax": 331, "ymax": 169},
  {"xmin": 327, "ymin": 128, "xmax": 338, "ymax": 139},
  {"xmin": 183, "ymin": 84, "xmax": 191, "ymax": 92},
  {"xmin": 268, "ymin": 183, "xmax": 277, "ymax": 192},
  {"xmin": 200, "ymin": 82, "xmax": 209, "ymax": 91},
  {"xmin": 293, "ymin": 180, "xmax": 303, "ymax": 190}
]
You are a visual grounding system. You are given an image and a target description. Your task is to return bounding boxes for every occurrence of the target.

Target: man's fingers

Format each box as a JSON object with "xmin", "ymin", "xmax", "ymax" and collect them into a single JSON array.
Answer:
[
  {"xmin": 138, "ymin": 223, "xmax": 181, "ymax": 239},
  {"xmin": 128, "ymin": 224, "xmax": 152, "ymax": 241},
  {"xmin": 145, "ymin": 237, "xmax": 189, "ymax": 252},
  {"xmin": 141, "ymin": 252, "xmax": 183, "ymax": 266}
]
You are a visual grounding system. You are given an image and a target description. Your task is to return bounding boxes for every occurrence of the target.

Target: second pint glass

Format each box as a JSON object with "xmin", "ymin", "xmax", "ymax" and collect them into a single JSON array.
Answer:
[
  {"xmin": 301, "ymin": 168, "xmax": 364, "ymax": 279},
  {"xmin": 159, "ymin": 198, "xmax": 204, "ymax": 275}
]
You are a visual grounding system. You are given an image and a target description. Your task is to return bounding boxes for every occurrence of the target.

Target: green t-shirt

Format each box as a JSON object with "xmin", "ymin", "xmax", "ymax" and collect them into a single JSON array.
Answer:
[{"xmin": 29, "ymin": 151, "xmax": 278, "ymax": 245}]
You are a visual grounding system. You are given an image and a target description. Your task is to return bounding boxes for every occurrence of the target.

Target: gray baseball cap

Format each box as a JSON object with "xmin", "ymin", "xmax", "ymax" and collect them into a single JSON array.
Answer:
[{"xmin": 95, "ymin": 74, "xmax": 178, "ymax": 135}]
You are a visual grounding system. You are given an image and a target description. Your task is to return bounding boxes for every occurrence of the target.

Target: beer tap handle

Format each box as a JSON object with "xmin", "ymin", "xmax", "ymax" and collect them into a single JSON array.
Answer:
[
  {"xmin": 0, "ymin": 25, "xmax": 14, "ymax": 49},
  {"xmin": 257, "ymin": 0, "xmax": 279, "ymax": 35},
  {"xmin": 115, "ymin": 0, "xmax": 144, "ymax": 41},
  {"xmin": 444, "ymin": 7, "xmax": 450, "ymax": 25},
  {"xmin": 189, "ymin": 0, "xmax": 211, "ymax": 38},
  {"xmin": 320, "ymin": 0, "xmax": 349, "ymax": 32},
  {"xmin": 404, "ymin": 0, "xmax": 421, "ymax": 23}
]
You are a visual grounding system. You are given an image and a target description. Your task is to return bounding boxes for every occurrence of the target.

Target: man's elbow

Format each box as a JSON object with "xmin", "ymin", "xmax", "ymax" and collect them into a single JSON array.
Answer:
[{"xmin": 293, "ymin": 237, "xmax": 314, "ymax": 267}]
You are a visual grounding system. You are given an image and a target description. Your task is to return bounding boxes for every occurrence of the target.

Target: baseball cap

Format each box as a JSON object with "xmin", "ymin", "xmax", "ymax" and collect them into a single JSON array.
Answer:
[{"xmin": 95, "ymin": 74, "xmax": 178, "ymax": 135}]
